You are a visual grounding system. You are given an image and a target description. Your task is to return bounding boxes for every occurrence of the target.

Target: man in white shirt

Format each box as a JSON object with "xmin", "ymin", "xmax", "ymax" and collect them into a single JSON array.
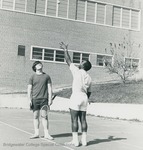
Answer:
[{"xmin": 60, "ymin": 42, "xmax": 92, "ymax": 147}]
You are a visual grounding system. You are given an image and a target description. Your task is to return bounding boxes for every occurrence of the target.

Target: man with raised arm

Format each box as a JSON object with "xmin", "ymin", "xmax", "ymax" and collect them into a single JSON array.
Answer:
[{"xmin": 60, "ymin": 42, "xmax": 92, "ymax": 146}]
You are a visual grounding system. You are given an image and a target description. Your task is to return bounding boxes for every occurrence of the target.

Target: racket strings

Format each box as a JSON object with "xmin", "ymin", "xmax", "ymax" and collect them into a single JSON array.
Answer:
[{"xmin": 40, "ymin": 105, "xmax": 50, "ymax": 119}]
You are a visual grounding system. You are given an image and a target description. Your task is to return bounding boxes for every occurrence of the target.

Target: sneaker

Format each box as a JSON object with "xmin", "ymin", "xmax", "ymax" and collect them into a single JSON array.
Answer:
[
  {"xmin": 30, "ymin": 134, "xmax": 39, "ymax": 139},
  {"xmin": 44, "ymin": 134, "xmax": 54, "ymax": 140},
  {"xmin": 65, "ymin": 141, "xmax": 79, "ymax": 147}
]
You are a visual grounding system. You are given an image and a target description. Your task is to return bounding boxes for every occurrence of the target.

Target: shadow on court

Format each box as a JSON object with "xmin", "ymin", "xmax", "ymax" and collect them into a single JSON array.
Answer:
[
  {"xmin": 88, "ymin": 136, "xmax": 127, "ymax": 146},
  {"xmin": 1, "ymin": 108, "xmax": 143, "ymax": 150},
  {"xmin": 52, "ymin": 133, "xmax": 82, "ymax": 138}
]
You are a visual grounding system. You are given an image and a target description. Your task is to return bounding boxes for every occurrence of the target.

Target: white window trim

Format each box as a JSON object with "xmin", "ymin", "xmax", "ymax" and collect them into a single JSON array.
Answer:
[
  {"xmin": 31, "ymin": 45, "xmax": 115, "ymax": 68},
  {"xmin": 67, "ymin": 0, "xmax": 69, "ymax": 18},
  {"xmin": 31, "ymin": 45, "xmax": 91, "ymax": 64},
  {"xmin": 44, "ymin": 0, "xmax": 48, "ymax": 16},
  {"xmin": 104, "ymin": 4, "xmax": 106, "ymax": 25},
  {"xmin": 94, "ymin": 2, "xmax": 97, "ymax": 23},
  {"xmin": 96, "ymin": 54, "xmax": 113, "ymax": 67},
  {"xmin": 84, "ymin": 0, "xmax": 87, "ymax": 22}
]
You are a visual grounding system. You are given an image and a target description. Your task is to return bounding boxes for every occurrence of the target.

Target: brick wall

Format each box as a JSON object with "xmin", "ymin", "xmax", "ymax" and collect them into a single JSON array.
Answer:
[{"xmin": 0, "ymin": 0, "xmax": 142, "ymax": 92}]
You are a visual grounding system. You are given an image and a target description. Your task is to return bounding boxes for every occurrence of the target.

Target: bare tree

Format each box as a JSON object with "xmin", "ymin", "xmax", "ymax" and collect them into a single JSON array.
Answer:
[{"xmin": 105, "ymin": 36, "xmax": 139, "ymax": 84}]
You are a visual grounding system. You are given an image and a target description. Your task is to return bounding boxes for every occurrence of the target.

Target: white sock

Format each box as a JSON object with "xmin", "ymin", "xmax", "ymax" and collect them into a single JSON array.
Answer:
[
  {"xmin": 35, "ymin": 129, "xmax": 39, "ymax": 135},
  {"xmin": 72, "ymin": 132, "xmax": 79, "ymax": 146},
  {"xmin": 81, "ymin": 132, "xmax": 87, "ymax": 146}
]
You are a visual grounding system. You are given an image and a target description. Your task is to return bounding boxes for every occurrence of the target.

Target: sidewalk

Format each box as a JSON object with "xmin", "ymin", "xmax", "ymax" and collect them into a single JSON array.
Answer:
[{"xmin": 0, "ymin": 94, "xmax": 143, "ymax": 122}]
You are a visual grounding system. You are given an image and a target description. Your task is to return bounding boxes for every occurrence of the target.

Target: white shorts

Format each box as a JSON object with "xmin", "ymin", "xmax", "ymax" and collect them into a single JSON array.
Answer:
[{"xmin": 69, "ymin": 93, "xmax": 88, "ymax": 111}]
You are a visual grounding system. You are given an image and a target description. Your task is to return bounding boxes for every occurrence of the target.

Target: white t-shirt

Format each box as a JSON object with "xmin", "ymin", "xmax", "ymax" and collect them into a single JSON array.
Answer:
[{"xmin": 70, "ymin": 63, "xmax": 92, "ymax": 95}]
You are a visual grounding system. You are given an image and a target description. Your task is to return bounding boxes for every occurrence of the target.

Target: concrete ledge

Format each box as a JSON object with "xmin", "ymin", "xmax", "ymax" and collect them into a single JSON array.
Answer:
[{"xmin": 1, "ymin": 94, "xmax": 143, "ymax": 121}]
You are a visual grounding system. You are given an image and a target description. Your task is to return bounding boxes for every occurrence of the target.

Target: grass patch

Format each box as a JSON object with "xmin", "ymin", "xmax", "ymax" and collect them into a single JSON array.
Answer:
[{"xmin": 56, "ymin": 81, "xmax": 143, "ymax": 104}]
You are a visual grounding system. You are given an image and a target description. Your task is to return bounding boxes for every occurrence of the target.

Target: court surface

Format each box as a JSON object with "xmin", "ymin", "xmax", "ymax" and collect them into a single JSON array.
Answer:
[{"xmin": 0, "ymin": 108, "xmax": 143, "ymax": 150}]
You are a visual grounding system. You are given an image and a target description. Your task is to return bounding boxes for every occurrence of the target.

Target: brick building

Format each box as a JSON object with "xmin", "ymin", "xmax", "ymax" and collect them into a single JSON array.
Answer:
[{"xmin": 0, "ymin": 0, "xmax": 142, "ymax": 91}]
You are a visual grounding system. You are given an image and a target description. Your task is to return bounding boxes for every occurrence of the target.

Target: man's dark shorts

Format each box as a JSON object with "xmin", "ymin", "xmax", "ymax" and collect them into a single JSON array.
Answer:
[{"xmin": 32, "ymin": 99, "xmax": 48, "ymax": 111}]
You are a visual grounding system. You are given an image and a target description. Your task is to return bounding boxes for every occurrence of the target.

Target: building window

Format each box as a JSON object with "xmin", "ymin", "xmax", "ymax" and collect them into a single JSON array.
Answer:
[
  {"xmin": 73, "ymin": 52, "xmax": 90, "ymax": 64},
  {"xmin": 31, "ymin": 46, "xmax": 91, "ymax": 64},
  {"xmin": 96, "ymin": 55, "xmax": 112, "ymax": 66},
  {"xmin": 58, "ymin": 0, "xmax": 68, "ymax": 18},
  {"xmin": 18, "ymin": 45, "xmax": 25, "ymax": 56},
  {"xmin": 76, "ymin": 0, "xmax": 85, "ymax": 21},
  {"xmin": 125, "ymin": 58, "xmax": 140, "ymax": 69},
  {"xmin": 55, "ymin": 50, "xmax": 65, "ymax": 62},
  {"xmin": 73, "ymin": 52, "xmax": 81, "ymax": 63},
  {"xmin": 113, "ymin": 6, "xmax": 140, "ymax": 30},
  {"xmin": 0, "ymin": 0, "xmax": 140, "ymax": 31},
  {"xmin": 96, "ymin": 3, "xmax": 105, "ymax": 24},
  {"xmin": 32, "ymin": 47, "xmax": 65, "ymax": 63},
  {"xmin": 44, "ymin": 49, "xmax": 54, "ymax": 61},
  {"xmin": 122, "ymin": 8, "xmax": 130, "ymax": 28},
  {"xmin": 15, "ymin": 0, "xmax": 26, "ymax": 12},
  {"xmin": 113, "ymin": 6, "xmax": 121, "ymax": 27},
  {"xmin": 32, "ymin": 47, "xmax": 43, "ymax": 60},
  {"xmin": 86, "ymin": 1, "xmax": 95, "ymax": 23},
  {"xmin": 131, "ymin": 10, "xmax": 139, "ymax": 29},
  {"xmin": 46, "ymin": 0, "xmax": 57, "ymax": 16},
  {"xmin": 2, "ymin": 0, "xmax": 13, "ymax": 9}
]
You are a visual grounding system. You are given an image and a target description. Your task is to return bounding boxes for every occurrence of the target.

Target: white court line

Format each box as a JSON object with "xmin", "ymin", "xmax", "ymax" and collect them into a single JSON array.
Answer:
[{"xmin": 0, "ymin": 120, "xmax": 74, "ymax": 150}]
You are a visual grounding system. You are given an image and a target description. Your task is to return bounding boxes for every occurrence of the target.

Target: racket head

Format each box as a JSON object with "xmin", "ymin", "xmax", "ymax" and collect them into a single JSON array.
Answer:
[{"xmin": 40, "ymin": 105, "xmax": 50, "ymax": 118}]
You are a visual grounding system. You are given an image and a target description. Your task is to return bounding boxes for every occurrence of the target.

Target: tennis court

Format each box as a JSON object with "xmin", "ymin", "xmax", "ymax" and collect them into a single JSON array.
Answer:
[{"xmin": 1, "ymin": 108, "xmax": 143, "ymax": 150}]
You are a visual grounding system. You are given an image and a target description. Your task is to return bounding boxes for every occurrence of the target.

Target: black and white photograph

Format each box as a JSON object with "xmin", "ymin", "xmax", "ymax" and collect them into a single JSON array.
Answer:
[{"xmin": 0, "ymin": 0, "xmax": 143, "ymax": 150}]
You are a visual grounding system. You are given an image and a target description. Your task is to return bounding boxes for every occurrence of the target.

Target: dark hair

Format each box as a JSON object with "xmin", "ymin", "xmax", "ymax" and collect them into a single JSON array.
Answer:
[
  {"xmin": 83, "ymin": 60, "xmax": 92, "ymax": 71},
  {"xmin": 32, "ymin": 61, "xmax": 42, "ymax": 72}
]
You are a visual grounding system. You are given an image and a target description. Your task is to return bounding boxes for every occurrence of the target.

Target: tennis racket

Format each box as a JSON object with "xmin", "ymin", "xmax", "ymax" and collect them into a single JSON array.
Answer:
[
  {"xmin": 30, "ymin": 101, "xmax": 34, "ymax": 110},
  {"xmin": 40, "ymin": 94, "xmax": 57, "ymax": 118}
]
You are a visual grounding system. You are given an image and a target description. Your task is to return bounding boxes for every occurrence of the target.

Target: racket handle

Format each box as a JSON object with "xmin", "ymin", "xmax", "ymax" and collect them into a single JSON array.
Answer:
[{"xmin": 52, "ymin": 94, "xmax": 56, "ymax": 100}]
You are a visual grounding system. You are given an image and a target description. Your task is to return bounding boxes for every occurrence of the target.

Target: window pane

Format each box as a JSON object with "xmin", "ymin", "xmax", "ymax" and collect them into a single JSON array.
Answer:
[
  {"xmin": 35, "ymin": 0, "xmax": 46, "ymax": 14},
  {"xmin": 122, "ymin": 8, "xmax": 130, "ymax": 28},
  {"xmin": 104, "ymin": 56, "xmax": 112, "ymax": 66},
  {"xmin": 82, "ymin": 53, "xmax": 89, "ymax": 61},
  {"xmin": 86, "ymin": 1, "xmax": 95, "ymax": 23},
  {"xmin": 26, "ymin": 0, "xmax": 36, "ymax": 13},
  {"xmin": 125, "ymin": 58, "xmax": 131, "ymax": 68},
  {"xmin": 55, "ymin": 50, "xmax": 64, "ymax": 62},
  {"xmin": 132, "ymin": 59, "xmax": 139, "ymax": 68},
  {"xmin": 2, "ymin": 0, "xmax": 13, "ymax": 9},
  {"xmin": 32, "ymin": 47, "xmax": 43, "ymax": 60},
  {"xmin": 47, "ymin": 0, "xmax": 57, "ymax": 16},
  {"xmin": 96, "ymin": 3, "xmax": 105, "ymax": 24},
  {"xmin": 68, "ymin": 0, "xmax": 76, "ymax": 19},
  {"xmin": 44, "ymin": 49, "xmax": 54, "ymax": 61},
  {"xmin": 15, "ymin": 0, "xmax": 25, "ymax": 11},
  {"xmin": 58, "ymin": 0, "xmax": 68, "ymax": 18},
  {"xmin": 76, "ymin": 0, "xmax": 85, "ymax": 21},
  {"xmin": 73, "ymin": 52, "xmax": 80, "ymax": 63},
  {"xmin": 131, "ymin": 10, "xmax": 139, "ymax": 29},
  {"xmin": 97, "ymin": 55, "xmax": 104, "ymax": 66},
  {"xmin": 113, "ymin": 6, "xmax": 121, "ymax": 26},
  {"xmin": 18, "ymin": 45, "xmax": 25, "ymax": 56}
]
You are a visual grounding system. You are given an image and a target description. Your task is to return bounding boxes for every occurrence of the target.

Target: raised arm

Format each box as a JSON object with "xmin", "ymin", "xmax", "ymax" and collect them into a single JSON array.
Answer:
[{"xmin": 59, "ymin": 42, "xmax": 72, "ymax": 66}]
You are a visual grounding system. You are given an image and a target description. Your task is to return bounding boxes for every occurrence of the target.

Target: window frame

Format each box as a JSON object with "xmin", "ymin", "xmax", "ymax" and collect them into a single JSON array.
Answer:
[
  {"xmin": 73, "ymin": 51, "xmax": 90, "ymax": 64},
  {"xmin": 96, "ymin": 54, "xmax": 113, "ymax": 67},
  {"xmin": 31, "ymin": 46, "xmax": 91, "ymax": 65},
  {"xmin": 125, "ymin": 57, "xmax": 140, "ymax": 69},
  {"xmin": 0, "ymin": 0, "xmax": 140, "ymax": 31}
]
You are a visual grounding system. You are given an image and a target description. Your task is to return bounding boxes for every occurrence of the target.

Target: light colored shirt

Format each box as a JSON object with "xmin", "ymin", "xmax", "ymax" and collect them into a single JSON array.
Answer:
[{"xmin": 70, "ymin": 63, "xmax": 92, "ymax": 94}]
